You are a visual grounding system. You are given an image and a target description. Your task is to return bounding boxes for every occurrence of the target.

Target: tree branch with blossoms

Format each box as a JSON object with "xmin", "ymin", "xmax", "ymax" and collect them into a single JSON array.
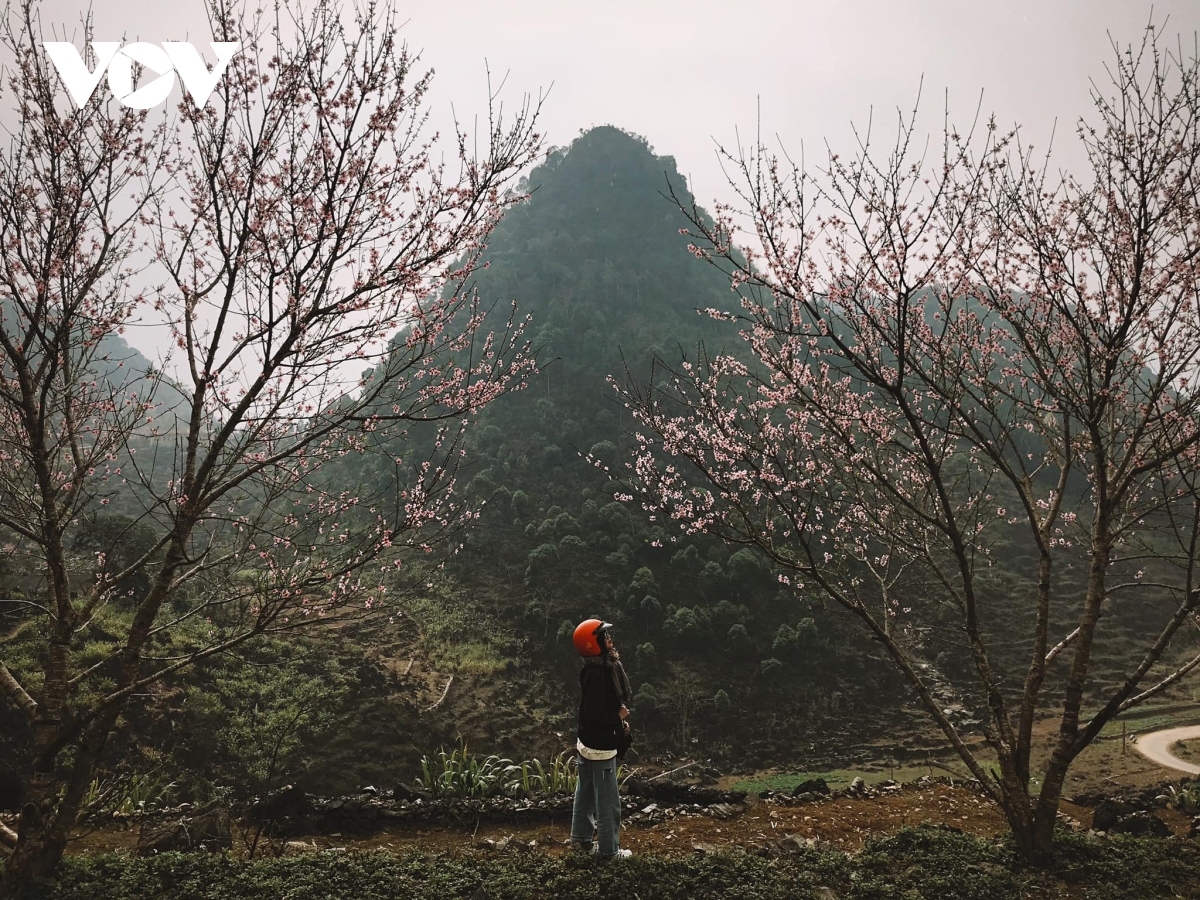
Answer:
[
  {"xmin": 619, "ymin": 26, "xmax": 1200, "ymax": 865},
  {"xmin": 0, "ymin": 0, "xmax": 541, "ymax": 885}
]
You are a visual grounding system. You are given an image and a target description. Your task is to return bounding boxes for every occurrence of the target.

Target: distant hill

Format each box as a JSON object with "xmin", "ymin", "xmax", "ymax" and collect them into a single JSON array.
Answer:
[
  {"xmin": 347, "ymin": 126, "xmax": 906, "ymax": 769},
  {"xmin": 0, "ymin": 296, "xmax": 188, "ymax": 419},
  {"xmin": 460, "ymin": 125, "xmax": 739, "ymax": 501}
]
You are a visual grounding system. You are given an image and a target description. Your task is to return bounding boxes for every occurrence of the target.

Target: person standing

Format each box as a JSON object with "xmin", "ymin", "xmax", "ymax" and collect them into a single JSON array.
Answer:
[{"xmin": 570, "ymin": 617, "xmax": 633, "ymax": 859}]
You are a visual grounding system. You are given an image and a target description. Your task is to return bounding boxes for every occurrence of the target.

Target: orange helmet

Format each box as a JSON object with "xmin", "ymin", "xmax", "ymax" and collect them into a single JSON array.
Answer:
[{"xmin": 573, "ymin": 618, "xmax": 612, "ymax": 657}]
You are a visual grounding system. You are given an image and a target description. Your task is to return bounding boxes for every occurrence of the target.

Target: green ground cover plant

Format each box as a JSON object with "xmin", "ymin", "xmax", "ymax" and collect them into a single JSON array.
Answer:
[
  {"xmin": 10, "ymin": 827, "xmax": 1200, "ymax": 899},
  {"xmin": 1095, "ymin": 704, "xmax": 1199, "ymax": 740}
]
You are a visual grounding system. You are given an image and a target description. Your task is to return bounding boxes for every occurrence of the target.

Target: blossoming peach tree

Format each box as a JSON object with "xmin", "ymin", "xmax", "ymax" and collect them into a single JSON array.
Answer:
[
  {"xmin": 618, "ymin": 29, "xmax": 1200, "ymax": 863},
  {"xmin": 0, "ymin": 0, "xmax": 540, "ymax": 882}
]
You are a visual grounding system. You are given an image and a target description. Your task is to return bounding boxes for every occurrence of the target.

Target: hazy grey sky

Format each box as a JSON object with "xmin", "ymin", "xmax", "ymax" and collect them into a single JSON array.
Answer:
[
  {"xmin": 21, "ymin": 0, "xmax": 1200, "ymax": 368},
  {"xmin": 31, "ymin": 0, "xmax": 1200, "ymax": 210}
]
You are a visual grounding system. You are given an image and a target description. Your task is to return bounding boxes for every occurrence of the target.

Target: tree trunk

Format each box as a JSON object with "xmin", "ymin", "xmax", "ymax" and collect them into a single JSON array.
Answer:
[
  {"xmin": 1003, "ymin": 806, "xmax": 1037, "ymax": 865},
  {"xmin": 2, "ymin": 777, "xmax": 73, "ymax": 892},
  {"xmin": 3, "ymin": 546, "xmax": 184, "ymax": 891},
  {"xmin": 1020, "ymin": 537, "xmax": 1112, "ymax": 867},
  {"xmin": 991, "ymin": 758, "xmax": 1045, "ymax": 865},
  {"xmin": 3, "ymin": 713, "xmax": 127, "ymax": 891},
  {"xmin": 980, "ymin": 757, "xmax": 1057, "ymax": 866},
  {"xmin": 1029, "ymin": 735, "xmax": 1081, "ymax": 866},
  {"xmin": 2, "ymin": 716, "xmax": 110, "ymax": 891}
]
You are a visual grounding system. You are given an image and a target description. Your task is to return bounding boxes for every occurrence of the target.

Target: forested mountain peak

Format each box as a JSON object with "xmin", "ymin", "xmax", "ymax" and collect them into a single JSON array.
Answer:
[
  {"xmin": 467, "ymin": 125, "xmax": 732, "ymax": 387},
  {"xmin": 343, "ymin": 123, "xmax": 898, "ymax": 777},
  {"xmin": 349, "ymin": 124, "xmax": 901, "ymax": 770},
  {"xmin": 503, "ymin": 125, "xmax": 693, "ymax": 257}
]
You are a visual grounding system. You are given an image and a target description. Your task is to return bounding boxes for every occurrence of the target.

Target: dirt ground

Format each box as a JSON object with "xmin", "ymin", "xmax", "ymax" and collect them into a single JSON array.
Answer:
[
  {"xmin": 327, "ymin": 784, "xmax": 1047, "ymax": 856},
  {"xmin": 55, "ymin": 780, "xmax": 1196, "ymax": 863},
  {"xmin": 42, "ymin": 706, "xmax": 1200, "ymax": 861}
]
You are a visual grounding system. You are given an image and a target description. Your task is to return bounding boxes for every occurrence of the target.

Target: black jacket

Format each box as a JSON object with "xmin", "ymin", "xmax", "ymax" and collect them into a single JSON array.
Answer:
[{"xmin": 576, "ymin": 663, "xmax": 623, "ymax": 751}]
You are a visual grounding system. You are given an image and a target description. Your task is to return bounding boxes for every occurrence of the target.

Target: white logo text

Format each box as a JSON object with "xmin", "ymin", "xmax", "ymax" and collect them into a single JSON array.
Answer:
[{"xmin": 42, "ymin": 41, "xmax": 241, "ymax": 109}]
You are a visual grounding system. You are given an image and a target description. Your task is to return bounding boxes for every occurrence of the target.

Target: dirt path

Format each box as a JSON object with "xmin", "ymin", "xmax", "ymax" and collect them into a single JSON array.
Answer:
[
  {"xmin": 58, "ymin": 784, "xmax": 1158, "ymax": 860},
  {"xmin": 27, "ymin": 787, "xmax": 1003, "ymax": 858},
  {"xmin": 1134, "ymin": 725, "xmax": 1200, "ymax": 775}
]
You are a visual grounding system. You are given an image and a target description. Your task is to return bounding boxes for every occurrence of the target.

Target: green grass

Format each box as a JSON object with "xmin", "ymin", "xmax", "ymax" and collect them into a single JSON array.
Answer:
[
  {"xmin": 430, "ymin": 640, "xmax": 510, "ymax": 676},
  {"xmin": 403, "ymin": 574, "xmax": 518, "ymax": 676},
  {"xmin": 12, "ymin": 827, "xmax": 1200, "ymax": 899},
  {"xmin": 730, "ymin": 762, "xmax": 976, "ymax": 796},
  {"xmin": 730, "ymin": 769, "xmax": 857, "ymax": 794},
  {"xmin": 1094, "ymin": 702, "xmax": 1198, "ymax": 740}
]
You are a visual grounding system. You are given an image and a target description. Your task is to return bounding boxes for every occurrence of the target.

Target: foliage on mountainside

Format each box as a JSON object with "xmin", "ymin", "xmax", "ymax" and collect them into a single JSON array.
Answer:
[{"xmin": 343, "ymin": 125, "xmax": 912, "ymax": 766}]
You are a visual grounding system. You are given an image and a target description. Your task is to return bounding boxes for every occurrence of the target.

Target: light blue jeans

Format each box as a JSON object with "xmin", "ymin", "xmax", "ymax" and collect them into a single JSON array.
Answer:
[{"xmin": 570, "ymin": 754, "xmax": 622, "ymax": 856}]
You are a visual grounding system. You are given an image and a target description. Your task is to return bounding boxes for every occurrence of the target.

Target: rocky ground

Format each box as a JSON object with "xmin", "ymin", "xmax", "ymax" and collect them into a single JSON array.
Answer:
[{"xmin": 12, "ymin": 772, "xmax": 1194, "ymax": 865}]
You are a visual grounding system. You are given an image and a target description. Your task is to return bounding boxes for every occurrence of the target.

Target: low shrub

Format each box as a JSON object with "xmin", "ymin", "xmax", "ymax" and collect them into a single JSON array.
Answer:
[
  {"xmin": 416, "ymin": 744, "xmax": 582, "ymax": 798},
  {"xmin": 11, "ymin": 825, "xmax": 1200, "ymax": 898},
  {"xmin": 12, "ymin": 850, "xmax": 832, "ymax": 900},
  {"xmin": 416, "ymin": 745, "xmax": 634, "ymax": 799}
]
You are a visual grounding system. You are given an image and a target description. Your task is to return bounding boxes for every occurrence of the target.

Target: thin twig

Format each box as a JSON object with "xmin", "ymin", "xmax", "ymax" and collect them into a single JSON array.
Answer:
[
  {"xmin": 647, "ymin": 762, "xmax": 699, "ymax": 782},
  {"xmin": 425, "ymin": 674, "xmax": 454, "ymax": 712}
]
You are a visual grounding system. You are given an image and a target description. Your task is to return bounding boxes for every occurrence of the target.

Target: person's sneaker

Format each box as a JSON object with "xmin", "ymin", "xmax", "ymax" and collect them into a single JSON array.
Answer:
[
  {"xmin": 570, "ymin": 841, "xmax": 597, "ymax": 856},
  {"xmin": 601, "ymin": 848, "xmax": 632, "ymax": 860}
]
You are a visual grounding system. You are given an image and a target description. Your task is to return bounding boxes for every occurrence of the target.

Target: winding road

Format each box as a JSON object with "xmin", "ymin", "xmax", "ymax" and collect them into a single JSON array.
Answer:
[{"xmin": 1134, "ymin": 725, "xmax": 1200, "ymax": 775}]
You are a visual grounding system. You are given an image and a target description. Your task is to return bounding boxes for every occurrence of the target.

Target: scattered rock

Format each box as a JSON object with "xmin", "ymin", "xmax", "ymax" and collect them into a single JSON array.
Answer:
[
  {"xmin": 1092, "ymin": 798, "xmax": 1135, "ymax": 832},
  {"xmin": 692, "ymin": 842, "xmax": 720, "ymax": 854},
  {"xmin": 773, "ymin": 833, "xmax": 815, "ymax": 854},
  {"xmin": 791, "ymin": 778, "xmax": 830, "ymax": 797},
  {"xmin": 246, "ymin": 784, "xmax": 310, "ymax": 827},
  {"xmin": 393, "ymin": 783, "xmax": 431, "ymax": 803},
  {"xmin": 283, "ymin": 840, "xmax": 320, "ymax": 855},
  {"xmin": 704, "ymin": 803, "xmax": 743, "ymax": 820},
  {"xmin": 1056, "ymin": 812, "xmax": 1084, "ymax": 832},
  {"xmin": 622, "ymin": 778, "xmax": 745, "ymax": 806},
  {"xmin": 127, "ymin": 778, "xmax": 1191, "ymax": 858},
  {"xmin": 1111, "ymin": 811, "xmax": 1170, "ymax": 838}
]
